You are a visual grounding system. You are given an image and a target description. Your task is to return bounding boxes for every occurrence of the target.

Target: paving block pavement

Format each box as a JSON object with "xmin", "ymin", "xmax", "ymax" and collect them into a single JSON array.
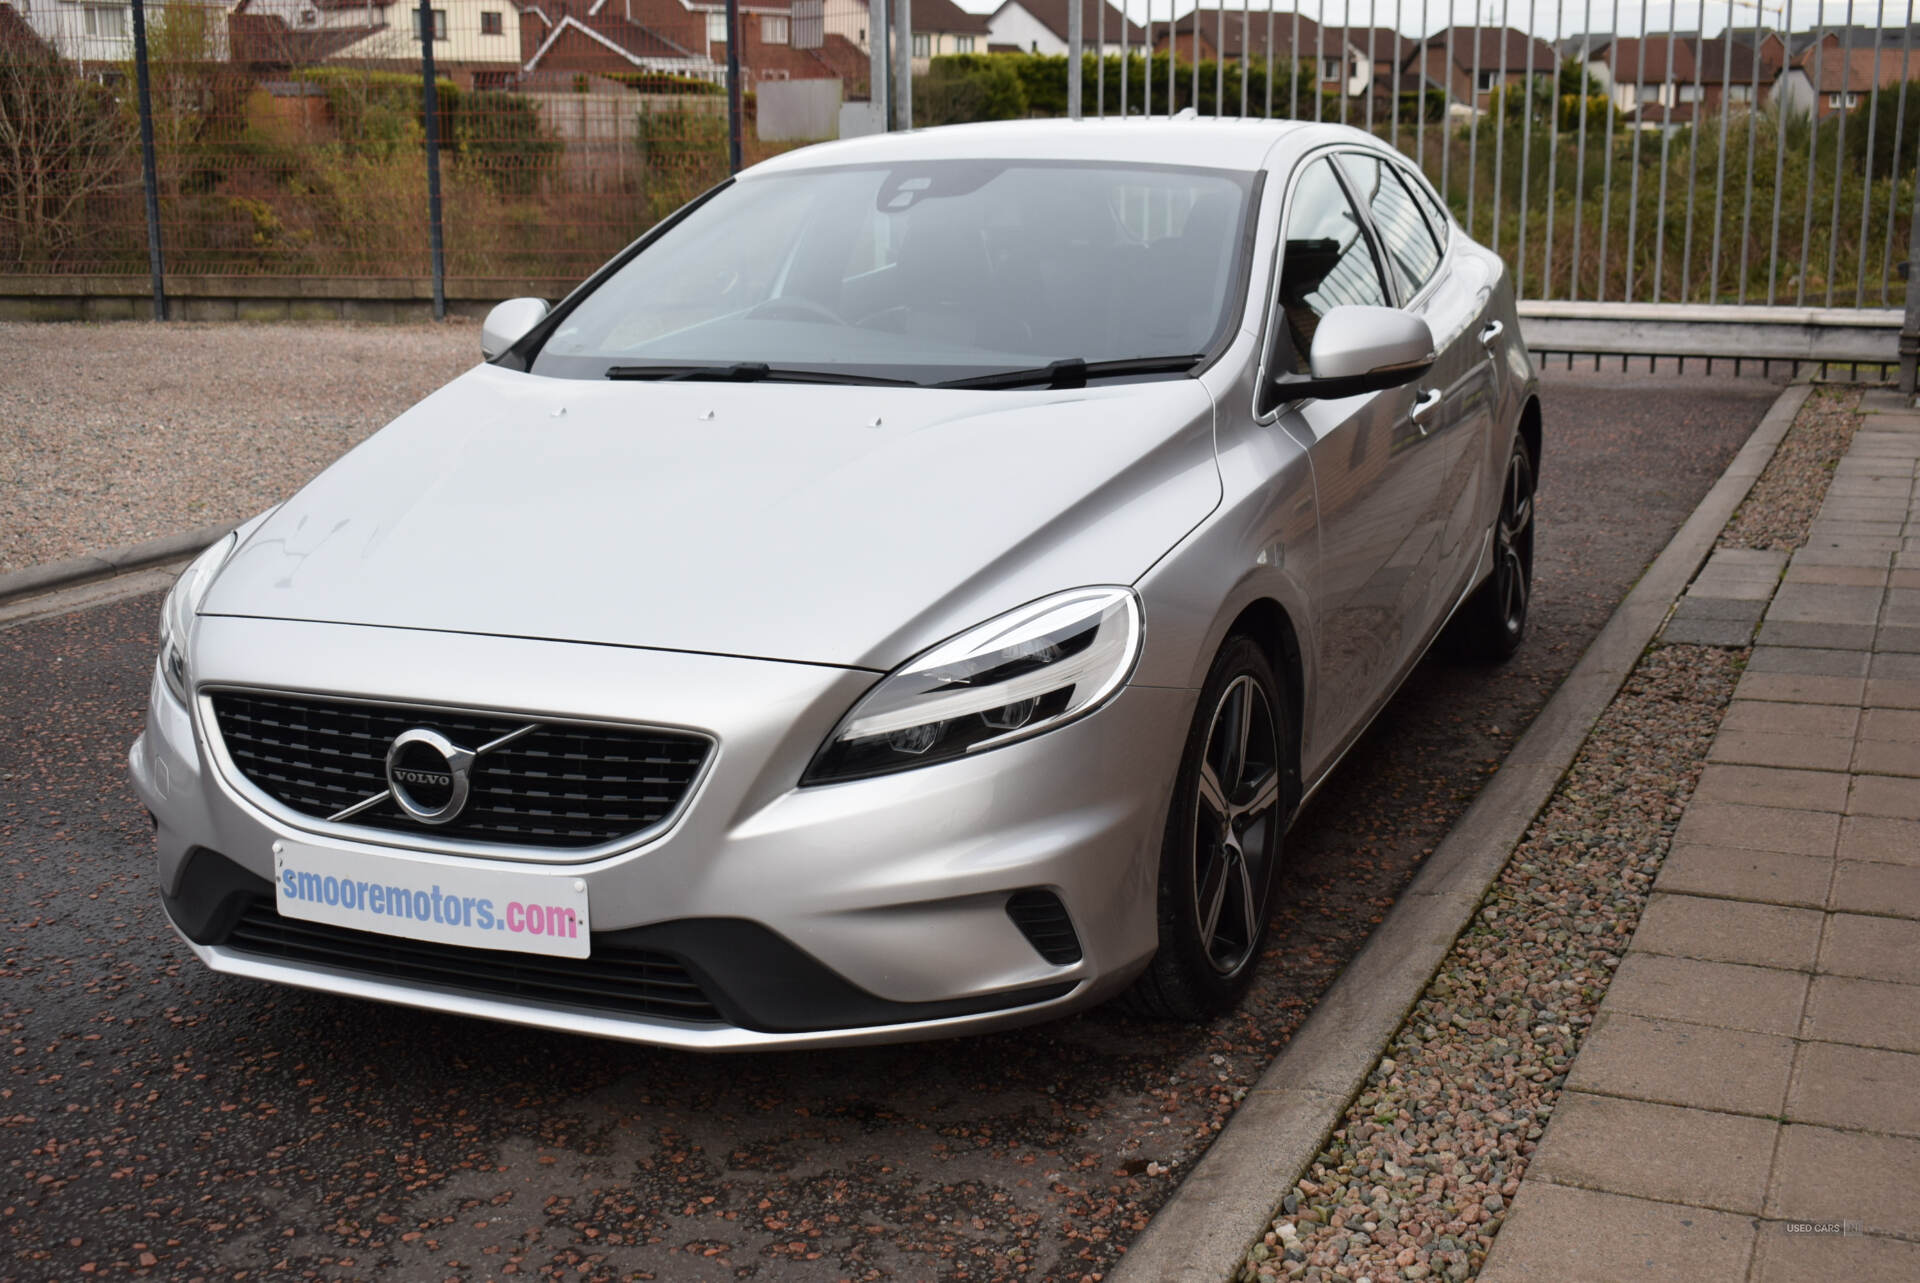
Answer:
[{"xmin": 1484, "ymin": 400, "xmax": 1920, "ymax": 1281}]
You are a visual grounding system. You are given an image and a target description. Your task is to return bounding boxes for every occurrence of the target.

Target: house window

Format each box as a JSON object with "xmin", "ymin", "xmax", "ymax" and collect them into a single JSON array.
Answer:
[
  {"xmin": 1636, "ymin": 83, "xmax": 1661, "ymax": 103},
  {"xmin": 480, "ymin": 10, "xmax": 503, "ymax": 35},
  {"xmin": 1476, "ymin": 69, "xmax": 1498, "ymax": 92},
  {"xmin": 1727, "ymin": 84, "xmax": 1753, "ymax": 104},
  {"xmin": 1677, "ymin": 84, "xmax": 1700, "ymax": 103},
  {"xmin": 411, "ymin": 8, "xmax": 447, "ymax": 39},
  {"xmin": 1321, "ymin": 57, "xmax": 1340, "ymax": 81},
  {"xmin": 1828, "ymin": 91, "xmax": 1859, "ymax": 109},
  {"xmin": 707, "ymin": 12, "xmax": 728, "ymax": 43},
  {"xmin": 83, "ymin": 5, "xmax": 126, "ymax": 37},
  {"xmin": 913, "ymin": 32, "xmax": 930, "ymax": 57},
  {"xmin": 955, "ymin": 35, "xmax": 973, "ymax": 53},
  {"xmin": 761, "ymin": 15, "xmax": 789, "ymax": 43}
]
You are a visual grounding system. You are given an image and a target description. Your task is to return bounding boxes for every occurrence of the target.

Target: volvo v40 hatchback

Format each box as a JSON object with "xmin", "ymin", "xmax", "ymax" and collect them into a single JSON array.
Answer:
[{"xmin": 132, "ymin": 119, "xmax": 1540, "ymax": 1050}]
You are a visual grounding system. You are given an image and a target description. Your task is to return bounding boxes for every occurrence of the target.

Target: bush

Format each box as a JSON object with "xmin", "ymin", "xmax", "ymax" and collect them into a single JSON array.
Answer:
[
  {"xmin": 915, "ymin": 56, "xmax": 1028, "ymax": 125},
  {"xmin": 605, "ymin": 72, "xmax": 725, "ymax": 96},
  {"xmin": 638, "ymin": 107, "xmax": 728, "ymax": 223},
  {"xmin": 915, "ymin": 51, "xmax": 1334, "ymax": 125},
  {"xmin": 455, "ymin": 91, "xmax": 563, "ymax": 195}
]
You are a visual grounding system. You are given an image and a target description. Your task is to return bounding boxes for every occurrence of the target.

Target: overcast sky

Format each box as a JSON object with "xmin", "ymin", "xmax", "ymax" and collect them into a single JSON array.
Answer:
[{"xmin": 950, "ymin": 0, "xmax": 1920, "ymax": 40}]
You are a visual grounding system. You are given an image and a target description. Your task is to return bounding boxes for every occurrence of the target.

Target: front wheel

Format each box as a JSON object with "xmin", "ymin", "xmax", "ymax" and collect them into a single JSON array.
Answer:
[
  {"xmin": 1122, "ymin": 635, "xmax": 1292, "ymax": 1021},
  {"xmin": 1455, "ymin": 435, "xmax": 1536, "ymax": 663}
]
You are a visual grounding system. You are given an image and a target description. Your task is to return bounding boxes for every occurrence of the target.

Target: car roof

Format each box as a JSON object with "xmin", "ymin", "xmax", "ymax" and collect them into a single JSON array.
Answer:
[{"xmin": 745, "ymin": 117, "xmax": 1326, "ymax": 177}]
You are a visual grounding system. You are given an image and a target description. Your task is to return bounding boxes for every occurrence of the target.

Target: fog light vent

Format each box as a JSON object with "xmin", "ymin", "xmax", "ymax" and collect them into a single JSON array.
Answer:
[{"xmin": 1006, "ymin": 889, "xmax": 1083, "ymax": 965}]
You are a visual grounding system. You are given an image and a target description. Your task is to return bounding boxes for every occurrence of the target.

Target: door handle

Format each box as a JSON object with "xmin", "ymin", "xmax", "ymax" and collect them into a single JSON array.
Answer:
[
  {"xmin": 1410, "ymin": 387, "xmax": 1443, "ymax": 435},
  {"xmin": 1479, "ymin": 320, "xmax": 1505, "ymax": 353}
]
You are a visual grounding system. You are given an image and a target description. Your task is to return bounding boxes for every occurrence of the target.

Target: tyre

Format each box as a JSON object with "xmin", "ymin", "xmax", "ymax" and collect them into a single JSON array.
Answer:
[
  {"xmin": 1455, "ymin": 435, "xmax": 1536, "ymax": 663},
  {"xmin": 1123, "ymin": 635, "xmax": 1292, "ymax": 1021}
]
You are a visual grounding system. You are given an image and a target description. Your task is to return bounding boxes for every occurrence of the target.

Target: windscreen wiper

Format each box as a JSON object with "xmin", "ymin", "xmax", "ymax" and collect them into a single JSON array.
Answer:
[
  {"xmin": 604, "ymin": 362, "xmax": 918, "ymax": 387},
  {"xmin": 936, "ymin": 354, "xmax": 1207, "ymax": 391}
]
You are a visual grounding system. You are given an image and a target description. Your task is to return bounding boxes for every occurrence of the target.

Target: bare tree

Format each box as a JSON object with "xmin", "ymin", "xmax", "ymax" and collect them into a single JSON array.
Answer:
[{"xmin": 0, "ymin": 15, "xmax": 139, "ymax": 270}]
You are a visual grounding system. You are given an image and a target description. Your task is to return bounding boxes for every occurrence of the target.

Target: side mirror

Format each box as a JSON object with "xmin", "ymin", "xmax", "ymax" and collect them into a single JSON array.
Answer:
[
  {"xmin": 1278, "ymin": 305, "xmax": 1436, "ymax": 401},
  {"xmin": 480, "ymin": 297, "xmax": 549, "ymax": 361}
]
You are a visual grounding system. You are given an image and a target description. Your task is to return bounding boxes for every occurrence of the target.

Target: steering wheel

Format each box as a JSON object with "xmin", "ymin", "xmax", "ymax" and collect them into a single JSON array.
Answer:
[{"xmin": 746, "ymin": 296, "xmax": 844, "ymax": 325}]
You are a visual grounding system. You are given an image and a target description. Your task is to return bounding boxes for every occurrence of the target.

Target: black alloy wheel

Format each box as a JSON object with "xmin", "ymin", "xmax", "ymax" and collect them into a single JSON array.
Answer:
[
  {"xmin": 1123, "ymin": 635, "xmax": 1292, "ymax": 1020},
  {"xmin": 1455, "ymin": 435, "xmax": 1536, "ymax": 663}
]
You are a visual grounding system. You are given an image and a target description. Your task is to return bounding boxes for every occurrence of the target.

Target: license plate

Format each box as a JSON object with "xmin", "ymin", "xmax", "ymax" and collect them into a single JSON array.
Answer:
[{"xmin": 272, "ymin": 840, "xmax": 591, "ymax": 959}]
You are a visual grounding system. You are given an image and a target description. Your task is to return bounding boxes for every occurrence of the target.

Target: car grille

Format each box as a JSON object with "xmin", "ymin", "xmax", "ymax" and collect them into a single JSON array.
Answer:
[
  {"xmin": 207, "ymin": 691, "xmax": 710, "ymax": 849},
  {"xmin": 223, "ymin": 900, "xmax": 724, "ymax": 1023}
]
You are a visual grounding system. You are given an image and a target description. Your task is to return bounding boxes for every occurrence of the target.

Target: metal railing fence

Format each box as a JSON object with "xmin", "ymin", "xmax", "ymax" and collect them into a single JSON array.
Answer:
[{"xmin": 1057, "ymin": 0, "xmax": 1920, "ymax": 317}]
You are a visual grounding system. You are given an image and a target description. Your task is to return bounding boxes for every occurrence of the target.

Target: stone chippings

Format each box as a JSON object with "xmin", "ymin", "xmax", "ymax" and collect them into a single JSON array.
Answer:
[
  {"xmin": 0, "ymin": 320, "xmax": 475, "ymax": 574},
  {"xmin": 1717, "ymin": 384, "xmax": 1862, "ymax": 552},
  {"xmin": 1237, "ymin": 643, "xmax": 1746, "ymax": 1283}
]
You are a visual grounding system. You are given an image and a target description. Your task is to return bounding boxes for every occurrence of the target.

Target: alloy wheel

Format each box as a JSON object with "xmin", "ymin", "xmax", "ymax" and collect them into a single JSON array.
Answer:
[
  {"xmin": 1191, "ymin": 675, "xmax": 1283, "ymax": 975},
  {"xmin": 1494, "ymin": 446, "xmax": 1535, "ymax": 641}
]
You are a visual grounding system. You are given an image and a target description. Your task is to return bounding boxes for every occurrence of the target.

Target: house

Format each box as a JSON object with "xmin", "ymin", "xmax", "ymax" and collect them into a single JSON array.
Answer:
[
  {"xmin": 236, "ymin": 0, "xmax": 520, "ymax": 73},
  {"xmin": 1333, "ymin": 25, "xmax": 1419, "ymax": 112},
  {"xmin": 1772, "ymin": 27, "xmax": 1920, "ymax": 118},
  {"xmin": 986, "ymin": 0, "xmax": 1144, "ymax": 57},
  {"xmin": 1587, "ymin": 34, "xmax": 1770, "ymax": 123},
  {"xmin": 514, "ymin": 1, "xmax": 715, "ymax": 82},
  {"xmin": 19, "ymin": 0, "xmax": 235, "ymax": 65},
  {"xmin": 229, "ymin": 4, "xmax": 395, "ymax": 68},
  {"xmin": 1409, "ymin": 26, "xmax": 1556, "ymax": 115},
  {"xmin": 910, "ymin": 0, "xmax": 988, "ymax": 62},
  {"xmin": 516, "ymin": 0, "xmax": 855, "ymax": 86},
  {"xmin": 822, "ymin": 0, "xmax": 987, "ymax": 67},
  {"xmin": 1153, "ymin": 11, "xmax": 1371, "ymax": 100}
]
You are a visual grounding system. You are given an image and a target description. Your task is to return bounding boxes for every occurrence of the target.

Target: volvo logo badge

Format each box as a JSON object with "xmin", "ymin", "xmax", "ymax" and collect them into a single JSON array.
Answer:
[{"xmin": 385, "ymin": 728, "xmax": 476, "ymax": 825}]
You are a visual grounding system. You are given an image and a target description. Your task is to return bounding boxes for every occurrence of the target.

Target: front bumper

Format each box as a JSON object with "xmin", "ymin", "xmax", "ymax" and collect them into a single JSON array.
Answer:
[{"xmin": 131, "ymin": 615, "xmax": 1192, "ymax": 1050}]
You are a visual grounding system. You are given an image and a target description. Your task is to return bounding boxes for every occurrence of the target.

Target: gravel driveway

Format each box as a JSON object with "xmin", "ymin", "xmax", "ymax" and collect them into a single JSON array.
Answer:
[
  {"xmin": 0, "ymin": 341, "xmax": 1781, "ymax": 1281},
  {"xmin": 0, "ymin": 321, "xmax": 476, "ymax": 574}
]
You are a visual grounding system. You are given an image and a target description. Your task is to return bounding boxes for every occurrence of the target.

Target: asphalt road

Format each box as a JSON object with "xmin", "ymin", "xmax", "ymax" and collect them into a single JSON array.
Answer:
[{"xmin": 1, "ymin": 371, "xmax": 1783, "ymax": 1283}]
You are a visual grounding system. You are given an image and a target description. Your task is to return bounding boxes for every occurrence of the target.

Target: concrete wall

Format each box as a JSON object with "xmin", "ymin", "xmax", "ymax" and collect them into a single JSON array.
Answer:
[
  {"xmin": 0, "ymin": 275, "xmax": 560, "ymax": 323},
  {"xmin": 757, "ymin": 77, "xmax": 841, "ymax": 139}
]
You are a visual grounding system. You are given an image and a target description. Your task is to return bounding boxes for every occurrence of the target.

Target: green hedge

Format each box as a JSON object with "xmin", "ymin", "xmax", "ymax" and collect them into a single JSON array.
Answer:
[{"xmin": 916, "ymin": 52, "xmax": 1342, "ymax": 125}]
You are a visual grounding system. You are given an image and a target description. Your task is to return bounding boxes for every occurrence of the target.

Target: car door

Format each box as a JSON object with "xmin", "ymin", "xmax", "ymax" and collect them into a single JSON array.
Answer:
[
  {"xmin": 1402, "ymin": 161, "xmax": 1503, "ymax": 614},
  {"xmin": 1336, "ymin": 150, "xmax": 1489, "ymax": 649},
  {"xmin": 1262, "ymin": 154, "xmax": 1448, "ymax": 762}
]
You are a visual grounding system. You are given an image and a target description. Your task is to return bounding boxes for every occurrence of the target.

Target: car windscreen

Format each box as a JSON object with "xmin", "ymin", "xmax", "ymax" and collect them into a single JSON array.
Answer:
[{"xmin": 529, "ymin": 159, "xmax": 1256, "ymax": 386}]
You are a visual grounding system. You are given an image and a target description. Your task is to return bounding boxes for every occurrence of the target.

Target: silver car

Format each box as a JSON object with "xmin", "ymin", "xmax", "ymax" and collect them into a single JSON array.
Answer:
[{"xmin": 131, "ymin": 119, "xmax": 1539, "ymax": 1050}]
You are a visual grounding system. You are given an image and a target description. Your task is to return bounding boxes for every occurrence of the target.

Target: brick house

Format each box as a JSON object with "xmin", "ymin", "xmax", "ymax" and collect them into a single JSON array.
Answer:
[
  {"xmin": 1774, "ymin": 27, "xmax": 1920, "ymax": 118},
  {"xmin": 1409, "ymin": 26, "xmax": 1556, "ymax": 115},
  {"xmin": 1153, "ymin": 11, "xmax": 1370, "ymax": 100}
]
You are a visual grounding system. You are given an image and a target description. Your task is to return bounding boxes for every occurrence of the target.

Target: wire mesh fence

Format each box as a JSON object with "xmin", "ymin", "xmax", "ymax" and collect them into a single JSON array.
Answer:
[
  {"xmin": 0, "ymin": 0, "xmax": 862, "ymax": 295},
  {"xmin": 2, "ymin": 0, "xmax": 1918, "ymax": 320}
]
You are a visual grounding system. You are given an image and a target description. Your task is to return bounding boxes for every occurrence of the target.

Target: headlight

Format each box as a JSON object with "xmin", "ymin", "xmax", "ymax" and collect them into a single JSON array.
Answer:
[
  {"xmin": 802, "ymin": 586, "xmax": 1143, "ymax": 785},
  {"xmin": 157, "ymin": 533, "xmax": 238, "ymax": 705}
]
